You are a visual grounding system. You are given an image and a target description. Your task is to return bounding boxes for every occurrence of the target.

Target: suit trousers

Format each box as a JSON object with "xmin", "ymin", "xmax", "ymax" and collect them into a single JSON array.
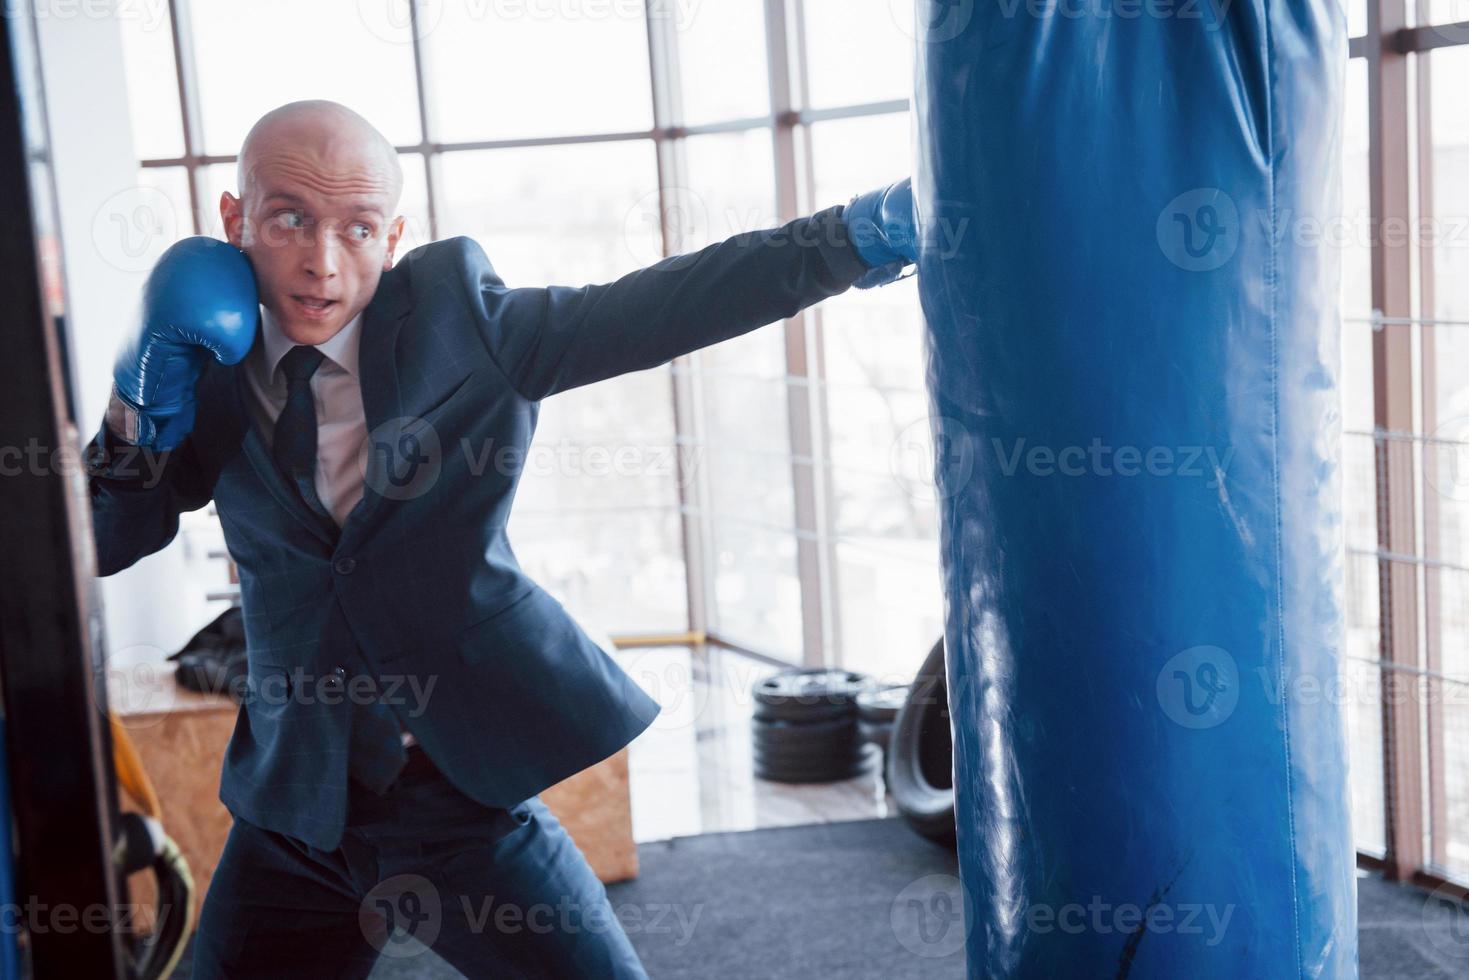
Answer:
[{"xmin": 190, "ymin": 747, "xmax": 650, "ymax": 979}]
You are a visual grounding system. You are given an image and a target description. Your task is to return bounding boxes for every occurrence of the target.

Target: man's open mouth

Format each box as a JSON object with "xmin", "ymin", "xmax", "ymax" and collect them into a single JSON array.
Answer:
[{"xmin": 292, "ymin": 295, "xmax": 338, "ymax": 315}]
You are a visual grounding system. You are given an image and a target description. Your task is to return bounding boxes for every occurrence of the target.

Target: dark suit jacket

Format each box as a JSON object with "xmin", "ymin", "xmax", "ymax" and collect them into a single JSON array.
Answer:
[{"xmin": 86, "ymin": 205, "xmax": 874, "ymax": 850}]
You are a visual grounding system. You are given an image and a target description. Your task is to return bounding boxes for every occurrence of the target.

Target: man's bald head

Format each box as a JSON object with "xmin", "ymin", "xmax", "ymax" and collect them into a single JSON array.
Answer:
[
  {"xmin": 237, "ymin": 100, "xmax": 402, "ymax": 210},
  {"xmin": 221, "ymin": 100, "xmax": 407, "ymax": 346}
]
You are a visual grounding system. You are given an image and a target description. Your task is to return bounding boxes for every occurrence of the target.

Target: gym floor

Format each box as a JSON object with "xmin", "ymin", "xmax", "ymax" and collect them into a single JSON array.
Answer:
[{"xmin": 614, "ymin": 643, "xmax": 1469, "ymax": 978}]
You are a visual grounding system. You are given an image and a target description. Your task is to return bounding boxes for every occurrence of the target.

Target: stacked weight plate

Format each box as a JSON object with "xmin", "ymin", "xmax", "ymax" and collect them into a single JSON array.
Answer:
[
  {"xmin": 854, "ymin": 683, "xmax": 909, "ymax": 757},
  {"xmin": 750, "ymin": 668, "xmax": 879, "ymax": 783}
]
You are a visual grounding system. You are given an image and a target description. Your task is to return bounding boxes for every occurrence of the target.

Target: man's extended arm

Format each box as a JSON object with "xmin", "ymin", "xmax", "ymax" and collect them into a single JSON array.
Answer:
[{"xmin": 467, "ymin": 184, "xmax": 917, "ymax": 402}]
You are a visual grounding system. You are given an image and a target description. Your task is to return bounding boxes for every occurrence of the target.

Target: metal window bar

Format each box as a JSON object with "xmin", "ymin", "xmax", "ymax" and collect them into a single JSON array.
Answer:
[
  {"xmin": 674, "ymin": 434, "xmax": 951, "ymax": 488},
  {"xmin": 677, "ymin": 505, "xmax": 940, "ymax": 568},
  {"xmin": 1346, "ymin": 314, "xmax": 1469, "ymax": 328},
  {"xmin": 1345, "ymin": 427, "xmax": 1469, "ymax": 448},
  {"xmin": 763, "ymin": 0, "xmax": 844, "ymax": 669},
  {"xmin": 1349, "ymin": 546, "xmax": 1469, "ymax": 578},
  {"xmin": 1347, "ymin": 656, "xmax": 1469, "ymax": 689},
  {"xmin": 670, "ymin": 363, "xmax": 928, "ymax": 396}
]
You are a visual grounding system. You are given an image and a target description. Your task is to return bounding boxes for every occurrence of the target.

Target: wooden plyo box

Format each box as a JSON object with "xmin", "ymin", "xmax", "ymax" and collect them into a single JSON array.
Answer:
[{"xmin": 110, "ymin": 648, "xmax": 638, "ymax": 930}]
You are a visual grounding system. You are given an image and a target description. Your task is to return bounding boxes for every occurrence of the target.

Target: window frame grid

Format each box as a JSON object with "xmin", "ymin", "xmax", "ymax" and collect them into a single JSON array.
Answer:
[{"xmin": 134, "ymin": 0, "xmax": 1469, "ymax": 891}]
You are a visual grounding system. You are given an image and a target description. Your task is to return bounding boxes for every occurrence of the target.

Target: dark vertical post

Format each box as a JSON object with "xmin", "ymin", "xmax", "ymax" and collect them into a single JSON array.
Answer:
[{"xmin": 0, "ymin": 8, "xmax": 125, "ymax": 979}]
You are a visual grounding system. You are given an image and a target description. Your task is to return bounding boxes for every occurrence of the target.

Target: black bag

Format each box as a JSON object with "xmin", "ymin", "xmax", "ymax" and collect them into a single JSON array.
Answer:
[{"xmin": 167, "ymin": 605, "xmax": 247, "ymax": 701}]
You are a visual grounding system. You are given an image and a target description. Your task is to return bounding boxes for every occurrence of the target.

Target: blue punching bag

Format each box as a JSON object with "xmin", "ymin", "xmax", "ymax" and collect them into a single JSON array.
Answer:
[{"xmin": 913, "ymin": 0, "xmax": 1355, "ymax": 976}]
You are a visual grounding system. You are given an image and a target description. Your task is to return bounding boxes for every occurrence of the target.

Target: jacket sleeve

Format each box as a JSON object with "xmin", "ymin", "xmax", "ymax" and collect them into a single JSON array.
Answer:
[
  {"xmin": 466, "ymin": 204, "xmax": 874, "ymax": 401},
  {"xmin": 85, "ymin": 409, "xmax": 220, "ymax": 577}
]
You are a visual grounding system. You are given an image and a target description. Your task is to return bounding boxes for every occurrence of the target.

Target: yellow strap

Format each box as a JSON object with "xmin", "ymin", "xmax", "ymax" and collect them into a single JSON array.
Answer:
[{"xmin": 110, "ymin": 713, "xmax": 161, "ymax": 820}]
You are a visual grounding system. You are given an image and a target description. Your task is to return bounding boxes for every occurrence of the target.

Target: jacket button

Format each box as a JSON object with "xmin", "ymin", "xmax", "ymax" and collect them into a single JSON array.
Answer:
[
  {"xmin": 333, "ymin": 557, "xmax": 357, "ymax": 575},
  {"xmin": 324, "ymin": 666, "xmax": 346, "ymax": 692}
]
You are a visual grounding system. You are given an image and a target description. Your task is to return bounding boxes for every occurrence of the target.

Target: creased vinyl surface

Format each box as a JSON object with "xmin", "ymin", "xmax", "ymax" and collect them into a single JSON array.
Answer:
[{"xmin": 913, "ymin": 0, "xmax": 1356, "ymax": 975}]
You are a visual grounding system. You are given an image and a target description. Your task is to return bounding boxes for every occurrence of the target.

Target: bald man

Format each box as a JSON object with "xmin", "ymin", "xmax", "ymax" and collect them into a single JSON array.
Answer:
[{"xmin": 89, "ymin": 100, "xmax": 918, "ymax": 978}]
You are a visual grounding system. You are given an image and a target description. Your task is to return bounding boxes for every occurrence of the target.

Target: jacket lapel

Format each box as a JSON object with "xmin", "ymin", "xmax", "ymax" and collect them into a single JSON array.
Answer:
[{"xmin": 338, "ymin": 268, "xmax": 413, "ymax": 547}]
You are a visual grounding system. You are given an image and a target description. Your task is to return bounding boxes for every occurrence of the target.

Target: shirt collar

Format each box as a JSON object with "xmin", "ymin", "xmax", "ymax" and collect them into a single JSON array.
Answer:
[{"xmin": 260, "ymin": 303, "xmax": 364, "ymax": 382}]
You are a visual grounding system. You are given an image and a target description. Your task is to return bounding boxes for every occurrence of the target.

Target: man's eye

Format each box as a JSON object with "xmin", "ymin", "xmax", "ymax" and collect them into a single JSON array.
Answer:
[
  {"xmin": 350, "ymin": 222, "xmax": 373, "ymax": 241},
  {"xmin": 277, "ymin": 210, "xmax": 304, "ymax": 228}
]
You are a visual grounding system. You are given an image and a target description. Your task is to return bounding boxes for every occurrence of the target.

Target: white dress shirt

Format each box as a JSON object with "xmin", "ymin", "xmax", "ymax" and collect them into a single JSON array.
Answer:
[{"xmin": 245, "ymin": 305, "xmax": 367, "ymax": 529}]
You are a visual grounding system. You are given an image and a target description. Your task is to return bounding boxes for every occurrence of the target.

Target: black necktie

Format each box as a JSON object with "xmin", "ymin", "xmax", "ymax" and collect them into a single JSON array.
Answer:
[
  {"xmin": 274, "ymin": 345, "xmax": 408, "ymax": 792},
  {"xmin": 272, "ymin": 345, "xmax": 333, "ymax": 524}
]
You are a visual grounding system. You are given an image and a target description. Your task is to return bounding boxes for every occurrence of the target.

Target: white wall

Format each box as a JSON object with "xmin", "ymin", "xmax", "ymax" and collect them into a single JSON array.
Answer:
[{"xmin": 36, "ymin": 5, "xmax": 230, "ymax": 666}]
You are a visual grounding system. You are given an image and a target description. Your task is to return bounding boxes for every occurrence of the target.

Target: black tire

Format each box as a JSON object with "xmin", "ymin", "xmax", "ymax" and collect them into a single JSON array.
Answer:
[{"xmin": 886, "ymin": 637, "xmax": 956, "ymax": 846}]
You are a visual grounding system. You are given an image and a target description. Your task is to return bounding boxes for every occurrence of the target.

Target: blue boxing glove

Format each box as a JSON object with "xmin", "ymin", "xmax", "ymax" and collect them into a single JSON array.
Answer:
[
  {"xmin": 845, "ymin": 177, "xmax": 917, "ymax": 289},
  {"xmin": 109, "ymin": 237, "xmax": 259, "ymax": 449}
]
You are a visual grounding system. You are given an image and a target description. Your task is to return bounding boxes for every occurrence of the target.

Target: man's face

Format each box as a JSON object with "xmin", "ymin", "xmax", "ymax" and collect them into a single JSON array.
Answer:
[{"xmin": 222, "ymin": 148, "xmax": 404, "ymax": 346}]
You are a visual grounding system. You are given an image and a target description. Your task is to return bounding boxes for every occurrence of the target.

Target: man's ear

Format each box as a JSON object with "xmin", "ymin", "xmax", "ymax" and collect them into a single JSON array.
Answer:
[
  {"xmin": 221, "ymin": 191, "xmax": 245, "ymax": 248},
  {"xmin": 382, "ymin": 215, "xmax": 406, "ymax": 269}
]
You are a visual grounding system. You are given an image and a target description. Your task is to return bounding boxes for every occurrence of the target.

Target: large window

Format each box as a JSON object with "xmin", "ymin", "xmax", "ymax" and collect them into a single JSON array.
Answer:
[
  {"xmin": 115, "ymin": 0, "xmax": 1469, "ymax": 889},
  {"xmin": 118, "ymin": 0, "xmax": 682, "ymax": 637},
  {"xmin": 672, "ymin": 129, "xmax": 803, "ymax": 658},
  {"xmin": 1414, "ymin": 36, "xmax": 1469, "ymax": 883},
  {"xmin": 116, "ymin": 0, "xmax": 933, "ymax": 655},
  {"xmin": 652, "ymin": 0, "xmax": 937, "ymax": 664},
  {"xmin": 422, "ymin": 3, "xmax": 653, "ymax": 141},
  {"xmin": 807, "ymin": 112, "xmax": 938, "ymax": 682},
  {"xmin": 1349, "ymin": 0, "xmax": 1469, "ymax": 889}
]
